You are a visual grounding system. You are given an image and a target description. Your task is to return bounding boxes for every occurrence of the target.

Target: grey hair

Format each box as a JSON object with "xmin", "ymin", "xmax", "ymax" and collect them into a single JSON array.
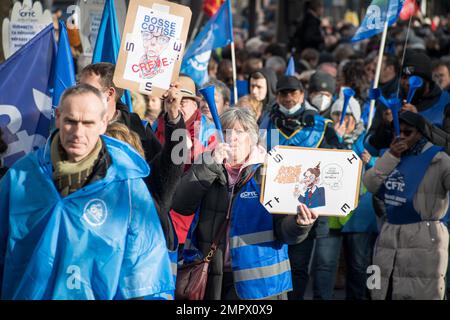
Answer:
[
  {"xmin": 220, "ymin": 107, "xmax": 260, "ymax": 145},
  {"xmin": 265, "ymin": 56, "xmax": 287, "ymax": 72},
  {"xmin": 60, "ymin": 84, "xmax": 108, "ymax": 116},
  {"xmin": 202, "ymin": 78, "xmax": 231, "ymax": 104}
]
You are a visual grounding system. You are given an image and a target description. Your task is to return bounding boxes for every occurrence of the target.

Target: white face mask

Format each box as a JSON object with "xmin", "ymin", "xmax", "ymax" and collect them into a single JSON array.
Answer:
[
  {"xmin": 311, "ymin": 95, "xmax": 332, "ymax": 112},
  {"xmin": 279, "ymin": 103, "xmax": 303, "ymax": 115}
]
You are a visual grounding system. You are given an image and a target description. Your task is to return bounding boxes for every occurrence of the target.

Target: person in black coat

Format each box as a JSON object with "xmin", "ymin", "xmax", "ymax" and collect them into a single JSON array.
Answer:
[
  {"xmin": 79, "ymin": 63, "xmax": 187, "ymax": 251},
  {"xmin": 171, "ymin": 108, "xmax": 316, "ymax": 300},
  {"xmin": 290, "ymin": 0, "xmax": 325, "ymax": 54}
]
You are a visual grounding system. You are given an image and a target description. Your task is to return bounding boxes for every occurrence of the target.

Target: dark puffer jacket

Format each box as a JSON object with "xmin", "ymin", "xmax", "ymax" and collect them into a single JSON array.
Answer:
[
  {"xmin": 116, "ymin": 102, "xmax": 186, "ymax": 251},
  {"xmin": 171, "ymin": 153, "xmax": 312, "ymax": 300}
]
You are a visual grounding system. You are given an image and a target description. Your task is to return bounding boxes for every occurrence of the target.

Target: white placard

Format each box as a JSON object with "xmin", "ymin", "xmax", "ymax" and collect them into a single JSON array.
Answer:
[
  {"xmin": 261, "ymin": 146, "xmax": 363, "ymax": 217},
  {"xmin": 114, "ymin": 0, "xmax": 191, "ymax": 98},
  {"xmin": 78, "ymin": 0, "xmax": 127, "ymax": 54},
  {"xmin": 2, "ymin": 0, "xmax": 52, "ymax": 59},
  {"xmin": 122, "ymin": 5, "xmax": 184, "ymax": 86},
  {"xmin": 9, "ymin": 22, "xmax": 48, "ymax": 55}
]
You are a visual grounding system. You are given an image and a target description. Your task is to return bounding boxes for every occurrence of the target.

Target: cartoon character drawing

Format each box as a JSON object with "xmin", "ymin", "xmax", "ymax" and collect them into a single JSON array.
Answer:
[
  {"xmin": 296, "ymin": 162, "xmax": 326, "ymax": 208},
  {"xmin": 139, "ymin": 30, "xmax": 170, "ymax": 79}
]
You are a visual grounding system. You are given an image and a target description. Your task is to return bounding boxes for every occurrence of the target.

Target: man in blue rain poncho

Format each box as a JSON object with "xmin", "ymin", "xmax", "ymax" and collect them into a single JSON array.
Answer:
[{"xmin": 0, "ymin": 84, "xmax": 174, "ymax": 300}]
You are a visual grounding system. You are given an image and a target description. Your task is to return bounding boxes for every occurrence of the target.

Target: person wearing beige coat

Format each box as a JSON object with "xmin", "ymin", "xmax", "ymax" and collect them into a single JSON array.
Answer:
[{"xmin": 363, "ymin": 112, "xmax": 450, "ymax": 300}]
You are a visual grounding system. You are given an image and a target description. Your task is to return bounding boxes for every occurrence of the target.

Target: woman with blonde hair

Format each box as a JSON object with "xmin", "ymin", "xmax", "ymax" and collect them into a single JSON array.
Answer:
[
  {"xmin": 236, "ymin": 95, "xmax": 264, "ymax": 122},
  {"xmin": 105, "ymin": 122, "xmax": 145, "ymax": 158},
  {"xmin": 130, "ymin": 91, "xmax": 147, "ymax": 120}
]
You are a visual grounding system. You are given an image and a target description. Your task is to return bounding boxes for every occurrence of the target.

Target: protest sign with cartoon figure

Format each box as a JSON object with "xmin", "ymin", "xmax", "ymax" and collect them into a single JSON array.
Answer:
[
  {"xmin": 261, "ymin": 146, "xmax": 363, "ymax": 216},
  {"xmin": 114, "ymin": 0, "xmax": 191, "ymax": 98}
]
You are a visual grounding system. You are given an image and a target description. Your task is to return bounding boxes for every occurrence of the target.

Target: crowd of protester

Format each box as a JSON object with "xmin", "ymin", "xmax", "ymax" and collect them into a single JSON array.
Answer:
[{"xmin": 0, "ymin": 0, "xmax": 450, "ymax": 300}]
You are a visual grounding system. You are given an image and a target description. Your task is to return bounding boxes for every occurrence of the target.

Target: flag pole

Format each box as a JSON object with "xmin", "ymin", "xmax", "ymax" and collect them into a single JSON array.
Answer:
[
  {"xmin": 230, "ymin": 41, "xmax": 238, "ymax": 104},
  {"xmin": 228, "ymin": 0, "xmax": 238, "ymax": 104},
  {"xmin": 395, "ymin": 13, "xmax": 414, "ymax": 98},
  {"xmin": 367, "ymin": 19, "xmax": 389, "ymax": 130}
]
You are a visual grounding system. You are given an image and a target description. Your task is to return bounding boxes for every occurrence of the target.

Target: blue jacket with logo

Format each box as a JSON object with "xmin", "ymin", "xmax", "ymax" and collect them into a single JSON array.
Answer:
[
  {"xmin": 260, "ymin": 114, "xmax": 331, "ymax": 150},
  {"xmin": 0, "ymin": 135, "xmax": 174, "ymax": 300}
]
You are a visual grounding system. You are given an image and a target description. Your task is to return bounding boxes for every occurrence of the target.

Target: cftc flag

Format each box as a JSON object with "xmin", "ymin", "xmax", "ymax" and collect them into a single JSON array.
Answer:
[
  {"xmin": 0, "ymin": 24, "xmax": 56, "ymax": 167},
  {"xmin": 181, "ymin": 0, "xmax": 233, "ymax": 85},
  {"xmin": 352, "ymin": 0, "xmax": 405, "ymax": 43}
]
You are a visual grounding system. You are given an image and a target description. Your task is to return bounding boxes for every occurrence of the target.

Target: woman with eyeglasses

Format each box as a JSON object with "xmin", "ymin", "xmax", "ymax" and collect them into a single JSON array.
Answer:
[
  {"xmin": 364, "ymin": 111, "xmax": 450, "ymax": 300},
  {"xmin": 172, "ymin": 108, "xmax": 318, "ymax": 300}
]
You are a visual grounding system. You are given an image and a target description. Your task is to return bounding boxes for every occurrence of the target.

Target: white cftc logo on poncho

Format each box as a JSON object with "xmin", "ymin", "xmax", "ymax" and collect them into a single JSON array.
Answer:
[{"xmin": 83, "ymin": 199, "xmax": 108, "ymax": 227}]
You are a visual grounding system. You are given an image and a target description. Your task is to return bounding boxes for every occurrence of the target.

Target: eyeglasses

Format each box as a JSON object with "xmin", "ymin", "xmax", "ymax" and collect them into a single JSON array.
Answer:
[{"xmin": 142, "ymin": 32, "xmax": 170, "ymax": 45}]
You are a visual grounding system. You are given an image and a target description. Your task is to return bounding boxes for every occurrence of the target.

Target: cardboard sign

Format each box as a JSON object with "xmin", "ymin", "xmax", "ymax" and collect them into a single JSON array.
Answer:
[
  {"xmin": 261, "ymin": 146, "xmax": 363, "ymax": 217},
  {"xmin": 114, "ymin": 0, "xmax": 191, "ymax": 98},
  {"xmin": 77, "ymin": 0, "xmax": 127, "ymax": 55},
  {"xmin": 2, "ymin": 0, "xmax": 52, "ymax": 59}
]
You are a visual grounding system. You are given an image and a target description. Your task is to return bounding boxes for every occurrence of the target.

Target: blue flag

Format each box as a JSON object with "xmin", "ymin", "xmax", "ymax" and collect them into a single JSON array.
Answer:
[
  {"xmin": 352, "ymin": 0, "xmax": 404, "ymax": 42},
  {"xmin": 230, "ymin": 80, "xmax": 249, "ymax": 106},
  {"xmin": 92, "ymin": 0, "xmax": 132, "ymax": 110},
  {"xmin": 181, "ymin": 0, "xmax": 233, "ymax": 85},
  {"xmin": 52, "ymin": 20, "xmax": 76, "ymax": 109},
  {"xmin": 0, "ymin": 24, "xmax": 56, "ymax": 167},
  {"xmin": 285, "ymin": 56, "xmax": 295, "ymax": 76}
]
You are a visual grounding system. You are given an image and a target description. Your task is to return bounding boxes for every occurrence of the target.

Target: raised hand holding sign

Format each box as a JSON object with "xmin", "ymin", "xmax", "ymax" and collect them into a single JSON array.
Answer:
[
  {"xmin": 261, "ymin": 146, "xmax": 363, "ymax": 217},
  {"xmin": 114, "ymin": 0, "xmax": 192, "ymax": 98}
]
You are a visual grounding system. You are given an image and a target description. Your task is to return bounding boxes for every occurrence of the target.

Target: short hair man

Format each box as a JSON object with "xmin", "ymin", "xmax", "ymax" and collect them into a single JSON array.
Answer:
[
  {"xmin": 432, "ymin": 60, "xmax": 450, "ymax": 92},
  {"xmin": 248, "ymin": 68, "xmax": 278, "ymax": 113},
  {"xmin": 79, "ymin": 62, "xmax": 186, "ymax": 254},
  {"xmin": 200, "ymin": 78, "xmax": 231, "ymax": 122},
  {"xmin": 79, "ymin": 62, "xmax": 184, "ymax": 162},
  {"xmin": 0, "ymin": 84, "xmax": 173, "ymax": 300}
]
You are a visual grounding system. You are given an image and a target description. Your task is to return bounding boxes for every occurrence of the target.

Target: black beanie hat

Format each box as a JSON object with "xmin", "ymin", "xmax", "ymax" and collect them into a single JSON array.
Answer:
[
  {"xmin": 403, "ymin": 50, "xmax": 432, "ymax": 82},
  {"xmin": 399, "ymin": 111, "xmax": 426, "ymax": 136},
  {"xmin": 309, "ymin": 71, "xmax": 336, "ymax": 95}
]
